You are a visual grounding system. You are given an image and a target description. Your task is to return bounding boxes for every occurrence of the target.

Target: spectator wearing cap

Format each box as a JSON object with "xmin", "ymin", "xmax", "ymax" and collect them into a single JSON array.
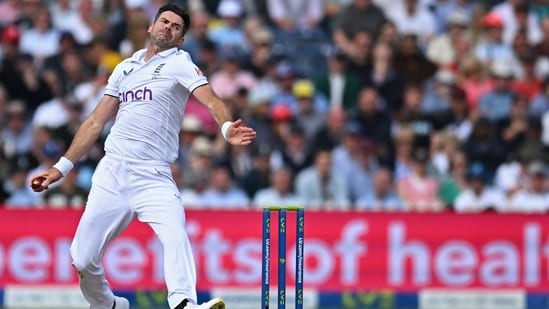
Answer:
[
  {"xmin": 397, "ymin": 147, "xmax": 443, "ymax": 211},
  {"xmin": 426, "ymin": 11, "xmax": 471, "ymax": 68},
  {"xmin": 508, "ymin": 160, "xmax": 549, "ymax": 213},
  {"xmin": 473, "ymin": 12, "xmax": 515, "ymax": 66},
  {"xmin": 292, "ymin": 79, "xmax": 327, "ymax": 139},
  {"xmin": 209, "ymin": 46, "xmax": 257, "ymax": 101},
  {"xmin": 491, "ymin": 0, "xmax": 542, "ymax": 46},
  {"xmin": 270, "ymin": 60, "xmax": 299, "ymax": 112},
  {"xmin": 295, "ymin": 149, "xmax": 350, "ymax": 210},
  {"xmin": 1, "ymin": 100, "xmax": 33, "ymax": 157},
  {"xmin": 386, "ymin": 0, "xmax": 436, "ymax": 47},
  {"xmin": 314, "ymin": 45, "xmax": 361, "ymax": 111},
  {"xmin": 19, "ymin": 8, "xmax": 60, "ymax": 62},
  {"xmin": 252, "ymin": 166, "xmax": 303, "ymax": 208},
  {"xmin": 245, "ymin": 84, "xmax": 277, "ymax": 151},
  {"xmin": 208, "ymin": 0, "xmax": 248, "ymax": 52},
  {"xmin": 266, "ymin": 0, "xmax": 324, "ymax": 32},
  {"xmin": 454, "ymin": 161, "xmax": 507, "ymax": 212},
  {"xmin": 477, "ymin": 60, "xmax": 517, "ymax": 123},
  {"xmin": 356, "ymin": 167, "xmax": 403, "ymax": 211},
  {"xmin": 200, "ymin": 164, "xmax": 250, "ymax": 209},
  {"xmin": 268, "ymin": 104, "xmax": 294, "ymax": 153}
]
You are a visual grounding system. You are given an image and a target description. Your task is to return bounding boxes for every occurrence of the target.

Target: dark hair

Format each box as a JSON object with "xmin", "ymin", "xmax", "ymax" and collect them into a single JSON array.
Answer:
[{"xmin": 154, "ymin": 3, "xmax": 191, "ymax": 35}]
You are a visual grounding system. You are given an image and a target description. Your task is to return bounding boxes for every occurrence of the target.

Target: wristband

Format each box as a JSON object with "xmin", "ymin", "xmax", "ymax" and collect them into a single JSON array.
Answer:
[
  {"xmin": 221, "ymin": 121, "xmax": 233, "ymax": 141},
  {"xmin": 53, "ymin": 156, "xmax": 74, "ymax": 176}
]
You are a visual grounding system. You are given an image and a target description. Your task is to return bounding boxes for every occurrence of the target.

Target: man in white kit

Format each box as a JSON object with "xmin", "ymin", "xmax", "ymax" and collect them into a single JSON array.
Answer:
[{"xmin": 29, "ymin": 3, "xmax": 256, "ymax": 309}]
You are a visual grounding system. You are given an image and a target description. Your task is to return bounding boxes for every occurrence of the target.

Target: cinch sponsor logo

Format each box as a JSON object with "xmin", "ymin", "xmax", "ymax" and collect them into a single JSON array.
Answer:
[{"xmin": 119, "ymin": 86, "xmax": 153, "ymax": 103}]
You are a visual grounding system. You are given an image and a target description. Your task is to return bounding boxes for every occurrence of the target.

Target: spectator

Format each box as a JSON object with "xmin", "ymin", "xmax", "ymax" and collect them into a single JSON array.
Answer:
[
  {"xmin": 422, "ymin": 69, "xmax": 455, "ymax": 116},
  {"xmin": 4, "ymin": 154, "xmax": 39, "ymax": 208},
  {"xmin": 473, "ymin": 12, "xmax": 515, "ymax": 66},
  {"xmin": 252, "ymin": 166, "xmax": 302, "ymax": 208},
  {"xmin": 184, "ymin": 136, "xmax": 216, "ymax": 193},
  {"xmin": 0, "ymin": 0, "xmax": 22, "ymax": 26},
  {"xmin": 478, "ymin": 60, "xmax": 516, "ymax": 123},
  {"xmin": 314, "ymin": 46, "xmax": 361, "ymax": 111},
  {"xmin": 331, "ymin": 0, "xmax": 386, "ymax": 59},
  {"xmin": 295, "ymin": 149, "xmax": 350, "ymax": 209},
  {"xmin": 438, "ymin": 150, "xmax": 469, "ymax": 209},
  {"xmin": 176, "ymin": 115, "xmax": 205, "ymax": 171},
  {"xmin": 392, "ymin": 125, "xmax": 416, "ymax": 180},
  {"xmin": 19, "ymin": 7, "xmax": 60, "ymax": 63},
  {"xmin": 362, "ymin": 41, "xmax": 405, "ymax": 113},
  {"xmin": 529, "ymin": 76, "xmax": 549, "ymax": 117},
  {"xmin": 393, "ymin": 34, "xmax": 438, "ymax": 86},
  {"xmin": 200, "ymin": 164, "xmax": 250, "ymax": 209},
  {"xmin": 182, "ymin": 10, "xmax": 211, "ymax": 63},
  {"xmin": 386, "ymin": 0, "xmax": 436, "ymax": 47},
  {"xmin": 239, "ymin": 147, "xmax": 272, "ymax": 199},
  {"xmin": 49, "ymin": 0, "xmax": 94, "ymax": 46},
  {"xmin": 356, "ymin": 167, "xmax": 403, "ymax": 211},
  {"xmin": 512, "ymin": 52, "xmax": 542, "ymax": 101},
  {"xmin": 349, "ymin": 86, "xmax": 392, "ymax": 163},
  {"xmin": 292, "ymin": 79, "xmax": 327, "ymax": 139},
  {"xmin": 394, "ymin": 84, "xmax": 435, "ymax": 149},
  {"xmin": 454, "ymin": 161, "xmax": 508, "ymax": 212},
  {"xmin": 508, "ymin": 160, "xmax": 549, "ymax": 213},
  {"xmin": 491, "ymin": 0, "xmax": 542, "ymax": 46},
  {"xmin": 462, "ymin": 117, "xmax": 507, "ymax": 176},
  {"xmin": 270, "ymin": 122, "xmax": 313, "ymax": 176},
  {"xmin": 208, "ymin": 47, "xmax": 257, "ymax": 101},
  {"xmin": 457, "ymin": 56, "xmax": 493, "ymax": 111},
  {"xmin": 208, "ymin": 0, "xmax": 248, "ymax": 52},
  {"xmin": 310, "ymin": 106, "xmax": 347, "ymax": 152},
  {"xmin": 346, "ymin": 138, "xmax": 379, "ymax": 203},
  {"xmin": 397, "ymin": 147, "xmax": 442, "ymax": 211},
  {"xmin": 266, "ymin": 0, "xmax": 324, "ymax": 32},
  {"xmin": 1, "ymin": 100, "xmax": 33, "ymax": 158},
  {"xmin": 444, "ymin": 86, "xmax": 474, "ymax": 142},
  {"xmin": 242, "ymin": 26, "xmax": 275, "ymax": 77},
  {"xmin": 426, "ymin": 11, "xmax": 471, "ymax": 69}
]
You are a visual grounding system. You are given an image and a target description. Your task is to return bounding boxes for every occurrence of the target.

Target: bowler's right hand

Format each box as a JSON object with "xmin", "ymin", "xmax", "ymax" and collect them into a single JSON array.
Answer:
[{"xmin": 29, "ymin": 168, "xmax": 63, "ymax": 192}]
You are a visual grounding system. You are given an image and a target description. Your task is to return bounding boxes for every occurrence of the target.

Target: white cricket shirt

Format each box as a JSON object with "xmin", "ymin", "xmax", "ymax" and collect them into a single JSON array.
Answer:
[{"xmin": 104, "ymin": 47, "xmax": 208, "ymax": 163}]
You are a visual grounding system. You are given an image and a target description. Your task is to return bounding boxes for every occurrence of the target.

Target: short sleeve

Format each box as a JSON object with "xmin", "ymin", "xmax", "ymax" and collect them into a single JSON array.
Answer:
[
  {"xmin": 104, "ymin": 63, "xmax": 126, "ymax": 97},
  {"xmin": 173, "ymin": 52, "xmax": 208, "ymax": 92}
]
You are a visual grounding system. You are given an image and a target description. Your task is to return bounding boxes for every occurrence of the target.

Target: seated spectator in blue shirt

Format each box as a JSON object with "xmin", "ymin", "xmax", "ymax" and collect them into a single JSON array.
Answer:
[
  {"xmin": 200, "ymin": 164, "xmax": 250, "ymax": 209},
  {"xmin": 252, "ymin": 166, "xmax": 302, "ymax": 208},
  {"xmin": 208, "ymin": 0, "xmax": 248, "ymax": 52},
  {"xmin": 356, "ymin": 167, "xmax": 403, "ymax": 211},
  {"xmin": 478, "ymin": 60, "xmax": 517, "ymax": 123}
]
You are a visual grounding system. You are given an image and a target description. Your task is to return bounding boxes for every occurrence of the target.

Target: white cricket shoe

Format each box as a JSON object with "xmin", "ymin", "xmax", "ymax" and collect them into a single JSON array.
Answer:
[
  {"xmin": 113, "ymin": 296, "xmax": 130, "ymax": 309},
  {"xmin": 185, "ymin": 298, "xmax": 225, "ymax": 309}
]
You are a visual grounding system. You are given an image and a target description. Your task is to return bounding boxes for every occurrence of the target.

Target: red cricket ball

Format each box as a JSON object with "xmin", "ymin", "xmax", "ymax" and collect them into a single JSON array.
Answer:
[{"xmin": 31, "ymin": 177, "xmax": 45, "ymax": 190}]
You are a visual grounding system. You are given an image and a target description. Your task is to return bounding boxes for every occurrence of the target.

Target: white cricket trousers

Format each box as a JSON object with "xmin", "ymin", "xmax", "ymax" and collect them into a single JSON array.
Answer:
[{"xmin": 70, "ymin": 154, "xmax": 197, "ymax": 309}]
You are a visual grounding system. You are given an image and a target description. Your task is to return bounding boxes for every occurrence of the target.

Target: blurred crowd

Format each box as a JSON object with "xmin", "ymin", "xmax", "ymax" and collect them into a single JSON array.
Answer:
[{"xmin": 1, "ymin": 0, "xmax": 549, "ymax": 212}]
